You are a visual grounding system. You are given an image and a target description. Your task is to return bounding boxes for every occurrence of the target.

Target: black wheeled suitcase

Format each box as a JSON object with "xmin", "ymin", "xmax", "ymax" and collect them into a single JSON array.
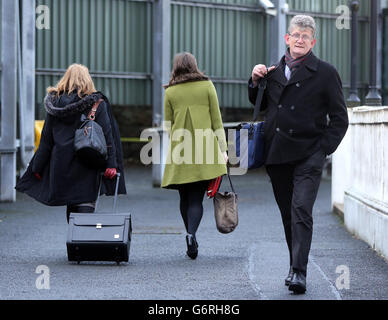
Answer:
[{"xmin": 66, "ymin": 173, "xmax": 132, "ymax": 265}]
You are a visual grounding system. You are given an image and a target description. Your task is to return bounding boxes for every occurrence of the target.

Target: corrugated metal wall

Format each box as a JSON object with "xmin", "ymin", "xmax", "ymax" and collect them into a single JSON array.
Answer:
[
  {"xmin": 35, "ymin": 0, "xmax": 267, "ymax": 112},
  {"xmin": 171, "ymin": 1, "xmax": 267, "ymax": 108},
  {"xmin": 171, "ymin": 0, "xmax": 376, "ymax": 108},
  {"xmin": 34, "ymin": 0, "xmax": 383, "ymax": 116},
  {"xmin": 35, "ymin": 0, "xmax": 153, "ymax": 118}
]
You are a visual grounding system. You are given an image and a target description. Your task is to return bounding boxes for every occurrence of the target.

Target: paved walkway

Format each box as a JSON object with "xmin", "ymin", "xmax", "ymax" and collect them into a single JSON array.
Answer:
[{"xmin": 0, "ymin": 165, "xmax": 387, "ymax": 300}]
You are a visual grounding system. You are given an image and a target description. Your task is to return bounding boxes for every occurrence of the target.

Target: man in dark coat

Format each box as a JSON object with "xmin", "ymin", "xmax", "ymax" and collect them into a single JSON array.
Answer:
[
  {"xmin": 248, "ymin": 15, "xmax": 349, "ymax": 294},
  {"xmin": 15, "ymin": 91, "xmax": 126, "ymax": 221}
]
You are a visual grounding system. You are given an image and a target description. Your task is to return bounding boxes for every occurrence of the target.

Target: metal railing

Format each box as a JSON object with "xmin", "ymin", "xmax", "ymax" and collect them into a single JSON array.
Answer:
[{"xmin": 171, "ymin": 0, "xmax": 264, "ymax": 13}]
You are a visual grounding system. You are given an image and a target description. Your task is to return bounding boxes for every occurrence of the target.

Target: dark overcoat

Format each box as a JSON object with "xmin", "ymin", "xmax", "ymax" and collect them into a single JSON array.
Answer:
[
  {"xmin": 15, "ymin": 91, "xmax": 126, "ymax": 206},
  {"xmin": 248, "ymin": 52, "xmax": 349, "ymax": 165}
]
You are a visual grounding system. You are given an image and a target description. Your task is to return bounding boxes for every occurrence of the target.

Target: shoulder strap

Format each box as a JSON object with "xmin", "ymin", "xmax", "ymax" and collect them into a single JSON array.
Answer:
[
  {"xmin": 226, "ymin": 167, "xmax": 236, "ymax": 194},
  {"xmin": 88, "ymin": 99, "xmax": 104, "ymax": 121},
  {"xmin": 252, "ymin": 63, "xmax": 281, "ymax": 122},
  {"xmin": 253, "ymin": 79, "xmax": 267, "ymax": 122}
]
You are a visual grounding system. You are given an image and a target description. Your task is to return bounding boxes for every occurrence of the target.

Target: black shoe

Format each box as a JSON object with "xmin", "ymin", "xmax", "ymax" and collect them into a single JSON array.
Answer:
[
  {"xmin": 186, "ymin": 234, "xmax": 198, "ymax": 260},
  {"xmin": 288, "ymin": 271, "xmax": 306, "ymax": 294},
  {"xmin": 285, "ymin": 266, "xmax": 294, "ymax": 286}
]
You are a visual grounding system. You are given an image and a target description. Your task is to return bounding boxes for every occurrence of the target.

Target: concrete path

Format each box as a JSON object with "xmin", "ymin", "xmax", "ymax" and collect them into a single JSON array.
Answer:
[{"xmin": 0, "ymin": 166, "xmax": 387, "ymax": 300}]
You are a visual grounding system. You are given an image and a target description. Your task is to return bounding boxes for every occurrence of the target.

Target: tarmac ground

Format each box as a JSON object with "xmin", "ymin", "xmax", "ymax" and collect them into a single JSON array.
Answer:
[{"xmin": 1, "ymin": 165, "xmax": 388, "ymax": 300}]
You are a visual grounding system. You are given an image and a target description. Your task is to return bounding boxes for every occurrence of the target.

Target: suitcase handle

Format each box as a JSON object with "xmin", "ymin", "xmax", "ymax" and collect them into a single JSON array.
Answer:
[{"xmin": 95, "ymin": 172, "xmax": 121, "ymax": 213}]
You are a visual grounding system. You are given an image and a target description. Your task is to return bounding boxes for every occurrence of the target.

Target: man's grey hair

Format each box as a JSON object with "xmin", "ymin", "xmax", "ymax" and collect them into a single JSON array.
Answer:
[{"xmin": 288, "ymin": 15, "xmax": 316, "ymax": 38}]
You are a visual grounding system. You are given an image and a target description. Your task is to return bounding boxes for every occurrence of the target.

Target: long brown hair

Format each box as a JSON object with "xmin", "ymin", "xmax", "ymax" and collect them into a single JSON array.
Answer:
[
  {"xmin": 47, "ymin": 63, "xmax": 97, "ymax": 97},
  {"xmin": 164, "ymin": 52, "xmax": 208, "ymax": 89}
]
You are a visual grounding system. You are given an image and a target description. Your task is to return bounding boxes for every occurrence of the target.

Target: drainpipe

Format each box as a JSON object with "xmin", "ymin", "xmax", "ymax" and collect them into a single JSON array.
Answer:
[
  {"xmin": 347, "ymin": 0, "xmax": 361, "ymax": 108},
  {"xmin": 365, "ymin": 0, "xmax": 382, "ymax": 106}
]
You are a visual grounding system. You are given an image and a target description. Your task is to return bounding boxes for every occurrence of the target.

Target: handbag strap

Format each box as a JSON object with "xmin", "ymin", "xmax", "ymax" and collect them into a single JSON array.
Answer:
[
  {"xmin": 226, "ymin": 168, "xmax": 236, "ymax": 194},
  {"xmin": 253, "ymin": 78, "xmax": 267, "ymax": 122},
  {"xmin": 88, "ymin": 99, "xmax": 104, "ymax": 121}
]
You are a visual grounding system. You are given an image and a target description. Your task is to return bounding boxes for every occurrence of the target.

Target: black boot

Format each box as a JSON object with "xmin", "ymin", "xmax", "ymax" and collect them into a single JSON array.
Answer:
[
  {"xmin": 288, "ymin": 271, "xmax": 306, "ymax": 294},
  {"xmin": 285, "ymin": 266, "xmax": 294, "ymax": 286},
  {"xmin": 186, "ymin": 234, "xmax": 198, "ymax": 260}
]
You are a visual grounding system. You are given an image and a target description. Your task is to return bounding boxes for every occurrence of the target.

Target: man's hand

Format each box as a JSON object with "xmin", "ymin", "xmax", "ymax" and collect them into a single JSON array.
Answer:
[
  {"xmin": 104, "ymin": 168, "xmax": 117, "ymax": 179},
  {"xmin": 252, "ymin": 64, "xmax": 276, "ymax": 86}
]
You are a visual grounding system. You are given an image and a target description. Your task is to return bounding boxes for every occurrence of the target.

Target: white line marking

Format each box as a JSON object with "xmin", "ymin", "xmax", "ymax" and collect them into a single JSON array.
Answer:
[
  {"xmin": 310, "ymin": 255, "xmax": 342, "ymax": 300},
  {"xmin": 247, "ymin": 244, "xmax": 268, "ymax": 300}
]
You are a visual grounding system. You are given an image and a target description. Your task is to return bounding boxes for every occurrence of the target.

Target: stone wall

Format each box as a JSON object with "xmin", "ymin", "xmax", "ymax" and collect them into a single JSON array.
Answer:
[{"xmin": 332, "ymin": 106, "xmax": 388, "ymax": 260}]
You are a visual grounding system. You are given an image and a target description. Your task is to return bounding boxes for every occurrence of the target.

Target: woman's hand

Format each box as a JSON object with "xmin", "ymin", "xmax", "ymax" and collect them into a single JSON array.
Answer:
[{"xmin": 104, "ymin": 168, "xmax": 117, "ymax": 179}]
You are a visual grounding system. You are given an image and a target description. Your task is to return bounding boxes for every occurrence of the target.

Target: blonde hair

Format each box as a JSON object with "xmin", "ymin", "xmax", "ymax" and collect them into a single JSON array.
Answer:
[{"xmin": 47, "ymin": 64, "xmax": 96, "ymax": 97}]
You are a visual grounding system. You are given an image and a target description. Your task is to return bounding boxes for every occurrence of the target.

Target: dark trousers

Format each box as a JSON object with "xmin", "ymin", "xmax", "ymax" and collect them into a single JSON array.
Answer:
[
  {"xmin": 265, "ymin": 148, "xmax": 326, "ymax": 276},
  {"xmin": 178, "ymin": 180, "xmax": 209, "ymax": 236},
  {"xmin": 66, "ymin": 205, "xmax": 95, "ymax": 223}
]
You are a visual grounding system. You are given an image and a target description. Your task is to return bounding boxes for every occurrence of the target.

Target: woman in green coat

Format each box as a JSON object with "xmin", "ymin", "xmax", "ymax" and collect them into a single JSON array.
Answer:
[{"xmin": 161, "ymin": 52, "xmax": 228, "ymax": 259}]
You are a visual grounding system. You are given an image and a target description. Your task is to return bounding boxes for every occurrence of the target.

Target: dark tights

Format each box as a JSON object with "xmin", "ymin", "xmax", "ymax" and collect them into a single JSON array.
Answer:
[{"xmin": 178, "ymin": 180, "xmax": 209, "ymax": 236}]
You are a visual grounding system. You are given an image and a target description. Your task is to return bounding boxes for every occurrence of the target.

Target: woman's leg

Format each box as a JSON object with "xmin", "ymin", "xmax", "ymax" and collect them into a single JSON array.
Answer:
[
  {"xmin": 178, "ymin": 181, "xmax": 208, "ymax": 259},
  {"xmin": 185, "ymin": 181, "xmax": 208, "ymax": 236},
  {"xmin": 66, "ymin": 204, "xmax": 95, "ymax": 223},
  {"xmin": 178, "ymin": 187, "xmax": 189, "ymax": 232},
  {"xmin": 76, "ymin": 205, "xmax": 95, "ymax": 213},
  {"xmin": 66, "ymin": 205, "xmax": 76, "ymax": 223}
]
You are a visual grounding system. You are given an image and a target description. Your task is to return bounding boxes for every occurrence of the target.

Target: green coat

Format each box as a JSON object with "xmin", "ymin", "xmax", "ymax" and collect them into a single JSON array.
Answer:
[{"xmin": 161, "ymin": 80, "xmax": 227, "ymax": 189}]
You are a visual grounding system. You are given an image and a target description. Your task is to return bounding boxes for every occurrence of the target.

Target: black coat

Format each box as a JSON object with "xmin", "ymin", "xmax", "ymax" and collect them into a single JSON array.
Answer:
[
  {"xmin": 15, "ymin": 91, "xmax": 127, "ymax": 206},
  {"xmin": 248, "ymin": 52, "xmax": 349, "ymax": 165}
]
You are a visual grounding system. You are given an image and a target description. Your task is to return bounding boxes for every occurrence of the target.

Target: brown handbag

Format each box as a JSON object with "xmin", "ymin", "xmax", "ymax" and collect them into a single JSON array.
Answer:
[{"xmin": 213, "ymin": 172, "xmax": 238, "ymax": 234}]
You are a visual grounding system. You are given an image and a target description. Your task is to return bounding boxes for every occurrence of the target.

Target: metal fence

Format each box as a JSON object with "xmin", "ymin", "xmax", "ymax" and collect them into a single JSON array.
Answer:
[
  {"xmin": 171, "ymin": 1, "xmax": 267, "ymax": 109},
  {"xmin": 0, "ymin": 0, "xmax": 386, "ymax": 202},
  {"xmin": 35, "ymin": 0, "xmax": 153, "ymax": 118},
  {"xmin": 34, "ymin": 0, "xmax": 268, "ymax": 115}
]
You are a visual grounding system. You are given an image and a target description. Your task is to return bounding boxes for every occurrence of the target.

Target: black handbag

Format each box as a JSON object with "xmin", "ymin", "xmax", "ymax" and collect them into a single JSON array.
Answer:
[
  {"xmin": 74, "ymin": 99, "xmax": 108, "ymax": 168},
  {"xmin": 234, "ymin": 79, "xmax": 267, "ymax": 170},
  {"xmin": 66, "ymin": 173, "xmax": 132, "ymax": 265}
]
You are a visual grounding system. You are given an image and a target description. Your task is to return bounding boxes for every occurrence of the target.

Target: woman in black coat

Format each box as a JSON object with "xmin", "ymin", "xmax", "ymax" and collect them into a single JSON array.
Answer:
[{"xmin": 16, "ymin": 64, "xmax": 126, "ymax": 222}]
